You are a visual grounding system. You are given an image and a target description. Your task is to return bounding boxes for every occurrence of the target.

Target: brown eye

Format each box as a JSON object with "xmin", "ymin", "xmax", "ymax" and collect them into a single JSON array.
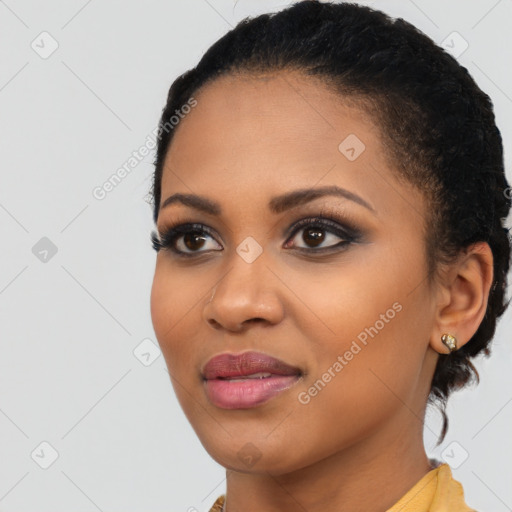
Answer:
[
  {"xmin": 154, "ymin": 216, "xmax": 359, "ymax": 257},
  {"xmin": 301, "ymin": 226, "xmax": 326, "ymax": 247},
  {"xmin": 183, "ymin": 232, "xmax": 208, "ymax": 251},
  {"xmin": 174, "ymin": 229, "xmax": 221, "ymax": 254},
  {"xmin": 286, "ymin": 218, "xmax": 355, "ymax": 251},
  {"xmin": 154, "ymin": 223, "xmax": 222, "ymax": 256}
]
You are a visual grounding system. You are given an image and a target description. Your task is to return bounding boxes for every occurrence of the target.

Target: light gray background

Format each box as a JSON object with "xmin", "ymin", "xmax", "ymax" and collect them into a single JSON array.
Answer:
[{"xmin": 0, "ymin": 1, "xmax": 511, "ymax": 511}]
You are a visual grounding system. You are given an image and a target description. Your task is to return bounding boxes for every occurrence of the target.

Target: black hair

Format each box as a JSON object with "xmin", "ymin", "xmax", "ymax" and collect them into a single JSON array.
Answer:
[{"xmin": 149, "ymin": 0, "xmax": 511, "ymax": 443}]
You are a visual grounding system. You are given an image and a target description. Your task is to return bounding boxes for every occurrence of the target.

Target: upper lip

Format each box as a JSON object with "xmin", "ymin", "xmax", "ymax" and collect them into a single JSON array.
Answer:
[{"xmin": 202, "ymin": 351, "xmax": 303, "ymax": 380}]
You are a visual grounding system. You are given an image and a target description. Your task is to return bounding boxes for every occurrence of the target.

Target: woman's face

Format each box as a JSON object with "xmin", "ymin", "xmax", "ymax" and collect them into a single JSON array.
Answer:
[{"xmin": 150, "ymin": 70, "xmax": 440, "ymax": 474}]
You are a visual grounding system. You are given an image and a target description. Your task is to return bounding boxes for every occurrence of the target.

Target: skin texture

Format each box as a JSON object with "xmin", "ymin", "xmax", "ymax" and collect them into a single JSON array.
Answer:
[{"xmin": 150, "ymin": 70, "xmax": 493, "ymax": 512}]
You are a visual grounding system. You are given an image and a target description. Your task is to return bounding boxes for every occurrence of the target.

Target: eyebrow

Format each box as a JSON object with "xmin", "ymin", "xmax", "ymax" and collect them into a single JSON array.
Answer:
[{"xmin": 160, "ymin": 185, "xmax": 376, "ymax": 216}]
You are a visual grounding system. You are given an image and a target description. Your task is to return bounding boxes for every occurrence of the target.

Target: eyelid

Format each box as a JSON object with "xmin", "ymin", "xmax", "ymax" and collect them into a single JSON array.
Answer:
[
  {"xmin": 163, "ymin": 205, "xmax": 359, "ymax": 233},
  {"xmin": 156, "ymin": 217, "xmax": 222, "ymax": 242},
  {"xmin": 158, "ymin": 222, "xmax": 222, "ymax": 253},
  {"xmin": 283, "ymin": 206, "xmax": 362, "ymax": 238},
  {"xmin": 155, "ymin": 206, "xmax": 364, "ymax": 254}
]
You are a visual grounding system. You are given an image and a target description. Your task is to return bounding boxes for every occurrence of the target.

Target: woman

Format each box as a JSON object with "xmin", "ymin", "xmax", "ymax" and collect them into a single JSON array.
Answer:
[{"xmin": 149, "ymin": 1, "xmax": 510, "ymax": 510}]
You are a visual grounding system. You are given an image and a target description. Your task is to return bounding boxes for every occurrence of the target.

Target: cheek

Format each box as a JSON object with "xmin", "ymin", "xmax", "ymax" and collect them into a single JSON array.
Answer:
[
  {"xmin": 150, "ymin": 261, "xmax": 218, "ymax": 381},
  {"xmin": 291, "ymin": 310, "xmax": 428, "ymax": 456},
  {"xmin": 294, "ymin": 247, "xmax": 430, "ymax": 412},
  {"xmin": 150, "ymin": 264, "xmax": 194, "ymax": 367},
  {"xmin": 151, "ymin": 261, "xmax": 203, "ymax": 331},
  {"xmin": 150, "ymin": 266, "xmax": 172, "ymax": 344},
  {"xmin": 288, "ymin": 251, "xmax": 403, "ymax": 351}
]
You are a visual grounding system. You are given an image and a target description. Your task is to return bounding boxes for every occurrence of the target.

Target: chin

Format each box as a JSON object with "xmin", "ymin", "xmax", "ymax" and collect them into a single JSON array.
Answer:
[{"xmin": 199, "ymin": 434, "xmax": 314, "ymax": 476}]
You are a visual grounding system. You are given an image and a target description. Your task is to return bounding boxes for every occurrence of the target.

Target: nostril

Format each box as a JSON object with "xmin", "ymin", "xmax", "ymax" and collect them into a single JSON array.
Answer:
[
  {"xmin": 245, "ymin": 318, "xmax": 266, "ymax": 324},
  {"xmin": 207, "ymin": 318, "xmax": 222, "ymax": 329}
]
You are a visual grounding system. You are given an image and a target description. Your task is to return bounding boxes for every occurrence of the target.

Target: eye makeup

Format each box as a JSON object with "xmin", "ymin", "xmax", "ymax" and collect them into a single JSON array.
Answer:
[{"xmin": 151, "ymin": 205, "xmax": 365, "ymax": 258}]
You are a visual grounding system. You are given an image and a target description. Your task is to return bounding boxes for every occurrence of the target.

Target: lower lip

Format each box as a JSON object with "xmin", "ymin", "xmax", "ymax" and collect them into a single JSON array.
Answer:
[{"xmin": 204, "ymin": 375, "xmax": 301, "ymax": 409}]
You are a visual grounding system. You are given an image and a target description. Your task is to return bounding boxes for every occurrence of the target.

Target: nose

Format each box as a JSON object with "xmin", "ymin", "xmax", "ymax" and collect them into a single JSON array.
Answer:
[{"xmin": 202, "ymin": 255, "xmax": 285, "ymax": 332}]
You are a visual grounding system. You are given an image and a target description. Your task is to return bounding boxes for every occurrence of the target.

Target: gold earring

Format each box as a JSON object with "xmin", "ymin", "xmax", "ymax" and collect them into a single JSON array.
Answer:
[{"xmin": 441, "ymin": 333, "xmax": 457, "ymax": 353}]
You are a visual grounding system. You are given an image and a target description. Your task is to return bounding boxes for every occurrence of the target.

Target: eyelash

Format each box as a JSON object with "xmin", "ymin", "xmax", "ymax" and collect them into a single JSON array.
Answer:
[{"xmin": 151, "ymin": 212, "xmax": 362, "ymax": 258}]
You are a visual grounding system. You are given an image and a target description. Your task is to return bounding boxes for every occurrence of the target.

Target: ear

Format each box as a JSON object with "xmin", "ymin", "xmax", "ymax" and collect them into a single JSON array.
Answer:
[{"xmin": 430, "ymin": 242, "xmax": 494, "ymax": 354}]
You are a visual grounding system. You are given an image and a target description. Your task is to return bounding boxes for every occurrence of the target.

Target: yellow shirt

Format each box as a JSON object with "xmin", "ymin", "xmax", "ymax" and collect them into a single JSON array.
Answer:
[{"xmin": 208, "ymin": 463, "xmax": 476, "ymax": 512}]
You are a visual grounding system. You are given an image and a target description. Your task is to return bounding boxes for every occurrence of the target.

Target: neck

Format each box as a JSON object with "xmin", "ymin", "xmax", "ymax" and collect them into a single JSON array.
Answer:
[{"xmin": 222, "ymin": 411, "xmax": 432, "ymax": 512}]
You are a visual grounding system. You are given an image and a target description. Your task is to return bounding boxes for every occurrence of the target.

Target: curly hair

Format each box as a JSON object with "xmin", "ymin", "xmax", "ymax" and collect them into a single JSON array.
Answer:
[{"xmin": 149, "ymin": 0, "xmax": 511, "ymax": 442}]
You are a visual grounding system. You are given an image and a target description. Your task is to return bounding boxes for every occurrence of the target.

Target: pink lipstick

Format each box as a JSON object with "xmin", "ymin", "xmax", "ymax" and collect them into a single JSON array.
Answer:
[{"xmin": 202, "ymin": 351, "xmax": 303, "ymax": 409}]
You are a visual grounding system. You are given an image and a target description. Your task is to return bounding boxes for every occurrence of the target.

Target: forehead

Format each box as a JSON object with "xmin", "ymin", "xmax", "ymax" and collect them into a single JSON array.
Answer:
[
  {"xmin": 165, "ymin": 70, "xmax": 378, "ymax": 170},
  {"xmin": 160, "ymin": 70, "xmax": 424, "ymax": 223}
]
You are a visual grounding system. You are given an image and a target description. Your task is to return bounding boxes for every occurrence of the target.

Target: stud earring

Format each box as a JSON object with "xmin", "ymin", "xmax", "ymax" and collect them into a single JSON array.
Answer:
[{"xmin": 441, "ymin": 333, "xmax": 457, "ymax": 353}]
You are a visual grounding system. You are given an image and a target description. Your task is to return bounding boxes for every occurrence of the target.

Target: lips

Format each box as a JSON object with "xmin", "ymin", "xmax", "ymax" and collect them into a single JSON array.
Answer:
[
  {"xmin": 202, "ymin": 351, "xmax": 304, "ymax": 409},
  {"xmin": 202, "ymin": 351, "xmax": 302, "ymax": 380}
]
